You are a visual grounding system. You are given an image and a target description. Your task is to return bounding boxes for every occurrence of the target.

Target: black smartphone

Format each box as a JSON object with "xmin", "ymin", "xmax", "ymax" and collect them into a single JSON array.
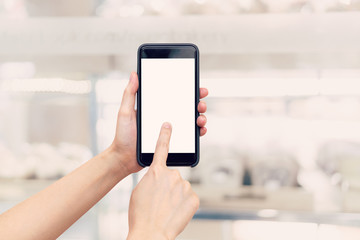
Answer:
[{"xmin": 137, "ymin": 43, "xmax": 200, "ymax": 167}]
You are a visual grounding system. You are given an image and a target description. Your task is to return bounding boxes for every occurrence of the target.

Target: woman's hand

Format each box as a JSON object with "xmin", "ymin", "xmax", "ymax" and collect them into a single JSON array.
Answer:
[
  {"xmin": 0, "ymin": 72, "xmax": 205, "ymax": 240},
  {"xmin": 127, "ymin": 123, "xmax": 200, "ymax": 240},
  {"xmin": 109, "ymin": 72, "xmax": 209, "ymax": 175}
]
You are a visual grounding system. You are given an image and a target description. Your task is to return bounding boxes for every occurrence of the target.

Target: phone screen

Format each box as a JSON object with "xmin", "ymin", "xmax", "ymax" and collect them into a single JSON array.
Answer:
[{"xmin": 141, "ymin": 58, "xmax": 195, "ymax": 153}]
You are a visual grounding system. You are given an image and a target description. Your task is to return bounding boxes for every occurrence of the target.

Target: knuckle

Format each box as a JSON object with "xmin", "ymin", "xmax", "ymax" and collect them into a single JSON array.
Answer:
[
  {"xmin": 160, "ymin": 141, "xmax": 169, "ymax": 149},
  {"xmin": 183, "ymin": 180, "xmax": 192, "ymax": 191},
  {"xmin": 119, "ymin": 108, "xmax": 130, "ymax": 117},
  {"xmin": 149, "ymin": 165, "xmax": 162, "ymax": 177},
  {"xmin": 191, "ymin": 193, "xmax": 200, "ymax": 209},
  {"xmin": 172, "ymin": 169, "xmax": 181, "ymax": 179},
  {"xmin": 167, "ymin": 169, "xmax": 181, "ymax": 184},
  {"xmin": 124, "ymin": 85, "xmax": 132, "ymax": 95}
]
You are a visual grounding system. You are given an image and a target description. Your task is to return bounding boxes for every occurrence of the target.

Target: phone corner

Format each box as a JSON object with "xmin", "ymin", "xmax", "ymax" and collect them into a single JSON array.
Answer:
[
  {"xmin": 190, "ymin": 159, "xmax": 200, "ymax": 168},
  {"xmin": 136, "ymin": 155, "xmax": 147, "ymax": 168},
  {"xmin": 137, "ymin": 43, "xmax": 148, "ymax": 56},
  {"xmin": 190, "ymin": 152, "xmax": 200, "ymax": 168},
  {"xmin": 190, "ymin": 43, "xmax": 199, "ymax": 50}
]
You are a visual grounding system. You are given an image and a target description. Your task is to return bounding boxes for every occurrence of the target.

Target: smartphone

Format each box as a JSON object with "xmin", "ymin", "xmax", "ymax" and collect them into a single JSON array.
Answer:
[{"xmin": 137, "ymin": 43, "xmax": 200, "ymax": 167}]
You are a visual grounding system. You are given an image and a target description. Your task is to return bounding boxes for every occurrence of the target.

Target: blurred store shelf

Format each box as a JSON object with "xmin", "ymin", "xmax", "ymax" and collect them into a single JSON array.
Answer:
[
  {"xmin": 2, "ymin": 179, "xmax": 360, "ymax": 228},
  {"xmin": 1, "ymin": 14, "xmax": 360, "ymax": 55},
  {"xmin": 193, "ymin": 185, "xmax": 313, "ymax": 211},
  {"xmin": 2, "ymin": 2, "xmax": 360, "ymax": 239},
  {"xmin": 194, "ymin": 209, "xmax": 360, "ymax": 228}
]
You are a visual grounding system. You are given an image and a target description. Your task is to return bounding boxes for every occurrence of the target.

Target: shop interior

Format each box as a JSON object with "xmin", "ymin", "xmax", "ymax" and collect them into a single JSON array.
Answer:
[{"xmin": 1, "ymin": 0, "xmax": 360, "ymax": 239}]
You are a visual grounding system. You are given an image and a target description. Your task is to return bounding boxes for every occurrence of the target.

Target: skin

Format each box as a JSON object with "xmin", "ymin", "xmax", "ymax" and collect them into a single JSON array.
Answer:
[
  {"xmin": 0, "ymin": 72, "xmax": 208, "ymax": 240},
  {"xmin": 127, "ymin": 123, "xmax": 200, "ymax": 240}
]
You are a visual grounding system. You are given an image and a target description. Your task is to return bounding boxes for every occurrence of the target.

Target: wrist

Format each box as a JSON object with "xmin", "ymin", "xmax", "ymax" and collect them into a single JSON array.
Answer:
[
  {"xmin": 127, "ymin": 230, "xmax": 169, "ymax": 240},
  {"xmin": 100, "ymin": 145, "xmax": 132, "ymax": 180}
]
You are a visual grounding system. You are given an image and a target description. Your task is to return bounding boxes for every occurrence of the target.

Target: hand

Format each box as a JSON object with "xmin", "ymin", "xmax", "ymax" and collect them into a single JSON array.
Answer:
[
  {"xmin": 109, "ymin": 72, "xmax": 209, "ymax": 175},
  {"xmin": 127, "ymin": 123, "xmax": 200, "ymax": 240}
]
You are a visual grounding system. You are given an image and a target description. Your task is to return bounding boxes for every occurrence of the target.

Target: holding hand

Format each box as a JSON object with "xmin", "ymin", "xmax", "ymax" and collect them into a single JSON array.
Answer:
[
  {"xmin": 110, "ymin": 72, "xmax": 209, "ymax": 174},
  {"xmin": 0, "ymin": 72, "xmax": 206, "ymax": 240},
  {"xmin": 127, "ymin": 123, "xmax": 200, "ymax": 240}
]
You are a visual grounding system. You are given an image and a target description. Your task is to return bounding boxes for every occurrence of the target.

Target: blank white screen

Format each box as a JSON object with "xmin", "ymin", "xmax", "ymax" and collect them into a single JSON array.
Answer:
[{"xmin": 141, "ymin": 58, "xmax": 195, "ymax": 153}]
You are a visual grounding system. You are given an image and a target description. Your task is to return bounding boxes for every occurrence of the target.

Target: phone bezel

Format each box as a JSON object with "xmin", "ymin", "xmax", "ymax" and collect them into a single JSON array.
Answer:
[{"xmin": 136, "ymin": 43, "xmax": 200, "ymax": 167}]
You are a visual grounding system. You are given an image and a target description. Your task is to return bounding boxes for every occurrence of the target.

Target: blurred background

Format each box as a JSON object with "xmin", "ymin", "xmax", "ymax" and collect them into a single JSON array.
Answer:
[{"xmin": 1, "ymin": 0, "xmax": 360, "ymax": 239}]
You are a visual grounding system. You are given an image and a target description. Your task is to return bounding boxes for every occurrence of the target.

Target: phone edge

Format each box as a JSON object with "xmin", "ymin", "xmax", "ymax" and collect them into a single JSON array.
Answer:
[{"xmin": 136, "ymin": 43, "xmax": 200, "ymax": 167}]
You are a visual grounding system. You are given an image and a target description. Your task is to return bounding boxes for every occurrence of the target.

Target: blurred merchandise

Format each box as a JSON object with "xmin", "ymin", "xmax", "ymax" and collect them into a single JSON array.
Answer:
[
  {"xmin": 247, "ymin": 149, "xmax": 299, "ymax": 190},
  {"xmin": 198, "ymin": 145, "xmax": 244, "ymax": 188},
  {"xmin": 194, "ymin": 185, "xmax": 313, "ymax": 211},
  {"xmin": 318, "ymin": 141, "xmax": 360, "ymax": 191},
  {"xmin": 0, "ymin": 142, "xmax": 91, "ymax": 179},
  {"xmin": 2, "ymin": 0, "xmax": 360, "ymax": 239}
]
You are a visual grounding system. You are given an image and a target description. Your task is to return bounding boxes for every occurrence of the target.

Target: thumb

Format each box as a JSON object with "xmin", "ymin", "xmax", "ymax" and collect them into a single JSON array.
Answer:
[
  {"xmin": 151, "ymin": 122, "xmax": 172, "ymax": 167},
  {"xmin": 119, "ymin": 72, "xmax": 138, "ymax": 115}
]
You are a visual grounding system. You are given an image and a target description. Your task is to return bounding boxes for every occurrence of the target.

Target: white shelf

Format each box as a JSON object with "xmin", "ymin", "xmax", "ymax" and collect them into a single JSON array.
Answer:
[
  {"xmin": 1, "ymin": 13, "xmax": 360, "ymax": 55},
  {"xmin": 195, "ymin": 209, "xmax": 360, "ymax": 227}
]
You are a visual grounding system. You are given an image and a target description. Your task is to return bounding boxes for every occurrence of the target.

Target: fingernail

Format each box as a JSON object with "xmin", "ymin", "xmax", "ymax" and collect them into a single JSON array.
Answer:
[{"xmin": 163, "ymin": 122, "xmax": 171, "ymax": 129}]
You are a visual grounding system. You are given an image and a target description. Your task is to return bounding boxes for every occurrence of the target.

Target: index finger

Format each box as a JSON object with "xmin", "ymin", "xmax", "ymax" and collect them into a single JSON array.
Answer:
[{"xmin": 151, "ymin": 122, "xmax": 172, "ymax": 167}]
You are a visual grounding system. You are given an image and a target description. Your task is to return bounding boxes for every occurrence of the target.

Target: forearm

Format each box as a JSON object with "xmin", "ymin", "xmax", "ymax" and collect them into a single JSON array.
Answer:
[{"xmin": 0, "ymin": 146, "xmax": 130, "ymax": 240}]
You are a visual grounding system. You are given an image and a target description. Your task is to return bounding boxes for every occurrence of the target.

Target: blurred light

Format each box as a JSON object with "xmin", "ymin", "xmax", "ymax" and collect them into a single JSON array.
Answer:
[
  {"xmin": 0, "ymin": 62, "xmax": 36, "ymax": 79},
  {"xmin": 231, "ymin": 221, "xmax": 360, "ymax": 240},
  {"xmin": 297, "ymin": 169, "xmax": 331, "ymax": 192},
  {"xmin": 203, "ymin": 76, "xmax": 360, "ymax": 97},
  {"xmin": 320, "ymin": 77, "xmax": 360, "ymax": 95},
  {"xmin": 0, "ymin": 0, "xmax": 27, "ymax": 18},
  {"xmin": 232, "ymin": 220, "xmax": 318, "ymax": 240},
  {"xmin": 95, "ymin": 2, "xmax": 144, "ymax": 18},
  {"xmin": 318, "ymin": 224, "xmax": 360, "ymax": 240},
  {"xmin": 118, "ymin": 5, "xmax": 144, "ymax": 17},
  {"xmin": 203, "ymin": 77, "xmax": 319, "ymax": 97},
  {"xmin": 300, "ymin": 4, "xmax": 314, "ymax": 14},
  {"xmin": 4, "ymin": 0, "xmax": 17, "ymax": 11},
  {"xmin": 195, "ymin": 0, "xmax": 207, "ymax": 5},
  {"xmin": 95, "ymin": 79, "xmax": 128, "ymax": 103},
  {"xmin": 339, "ymin": 0, "xmax": 352, "ymax": 5},
  {"xmin": 257, "ymin": 209, "xmax": 279, "ymax": 218},
  {"xmin": 0, "ymin": 78, "xmax": 91, "ymax": 94},
  {"xmin": 150, "ymin": 0, "xmax": 165, "ymax": 12}
]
